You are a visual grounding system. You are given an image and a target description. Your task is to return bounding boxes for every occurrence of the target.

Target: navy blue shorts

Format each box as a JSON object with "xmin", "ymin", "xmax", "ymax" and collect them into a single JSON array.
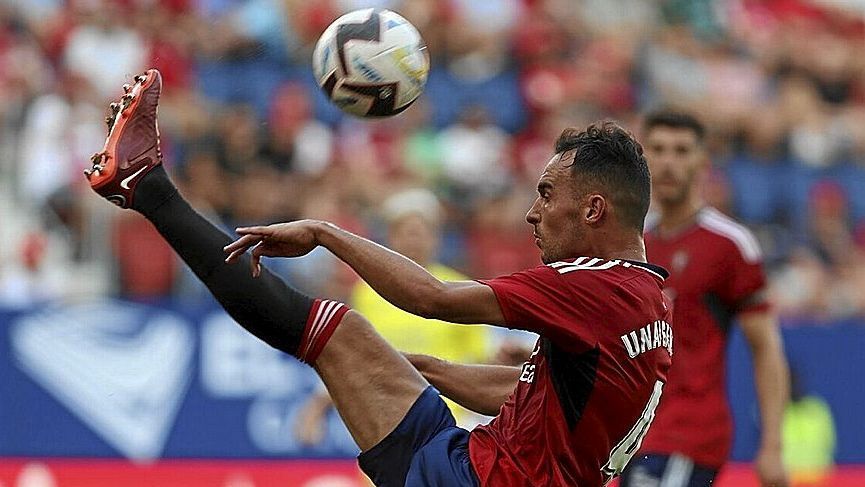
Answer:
[
  {"xmin": 357, "ymin": 386, "xmax": 480, "ymax": 487},
  {"xmin": 619, "ymin": 453, "xmax": 718, "ymax": 487}
]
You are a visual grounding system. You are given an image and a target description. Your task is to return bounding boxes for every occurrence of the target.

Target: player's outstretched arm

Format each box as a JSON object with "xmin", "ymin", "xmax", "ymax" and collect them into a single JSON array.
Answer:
[
  {"xmin": 405, "ymin": 353, "xmax": 520, "ymax": 416},
  {"xmin": 224, "ymin": 220, "xmax": 506, "ymax": 325},
  {"xmin": 740, "ymin": 310, "xmax": 790, "ymax": 487}
]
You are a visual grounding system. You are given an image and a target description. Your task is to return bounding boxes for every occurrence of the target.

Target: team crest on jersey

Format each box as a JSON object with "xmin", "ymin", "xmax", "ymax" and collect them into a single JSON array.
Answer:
[{"xmin": 671, "ymin": 251, "xmax": 689, "ymax": 273}]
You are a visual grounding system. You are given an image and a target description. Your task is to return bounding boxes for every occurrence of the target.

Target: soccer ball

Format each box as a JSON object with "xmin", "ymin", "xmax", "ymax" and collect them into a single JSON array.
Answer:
[{"xmin": 312, "ymin": 9, "xmax": 429, "ymax": 118}]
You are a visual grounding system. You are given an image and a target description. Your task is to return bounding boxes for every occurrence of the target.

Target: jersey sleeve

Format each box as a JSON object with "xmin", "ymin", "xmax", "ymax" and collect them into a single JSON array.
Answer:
[
  {"xmin": 478, "ymin": 265, "xmax": 597, "ymax": 351},
  {"xmin": 718, "ymin": 237, "xmax": 770, "ymax": 315}
]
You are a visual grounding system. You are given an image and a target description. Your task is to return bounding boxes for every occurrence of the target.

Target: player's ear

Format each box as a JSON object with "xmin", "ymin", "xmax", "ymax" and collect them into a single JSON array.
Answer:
[
  {"xmin": 584, "ymin": 194, "xmax": 606, "ymax": 225},
  {"xmin": 697, "ymin": 144, "xmax": 711, "ymax": 169}
]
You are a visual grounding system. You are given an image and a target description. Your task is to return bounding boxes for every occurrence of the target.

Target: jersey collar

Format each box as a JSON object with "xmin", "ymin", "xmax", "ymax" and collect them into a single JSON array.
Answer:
[{"xmin": 624, "ymin": 260, "xmax": 669, "ymax": 280}]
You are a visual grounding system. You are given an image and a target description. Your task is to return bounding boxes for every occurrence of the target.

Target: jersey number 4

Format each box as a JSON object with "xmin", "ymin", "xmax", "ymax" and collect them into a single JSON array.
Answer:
[{"xmin": 601, "ymin": 380, "xmax": 664, "ymax": 484}]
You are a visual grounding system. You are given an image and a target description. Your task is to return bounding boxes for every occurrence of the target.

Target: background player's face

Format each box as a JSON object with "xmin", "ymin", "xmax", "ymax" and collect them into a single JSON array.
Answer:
[
  {"xmin": 643, "ymin": 126, "xmax": 707, "ymax": 207},
  {"xmin": 388, "ymin": 213, "xmax": 438, "ymax": 266},
  {"xmin": 526, "ymin": 153, "xmax": 585, "ymax": 264}
]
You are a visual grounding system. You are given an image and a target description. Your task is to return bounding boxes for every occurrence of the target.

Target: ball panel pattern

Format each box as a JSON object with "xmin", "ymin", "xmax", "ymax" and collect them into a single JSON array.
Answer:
[{"xmin": 313, "ymin": 8, "xmax": 429, "ymax": 118}]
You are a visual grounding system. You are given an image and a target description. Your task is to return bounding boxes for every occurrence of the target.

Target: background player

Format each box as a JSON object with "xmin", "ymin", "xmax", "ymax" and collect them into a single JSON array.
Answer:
[
  {"xmin": 619, "ymin": 110, "xmax": 790, "ymax": 487},
  {"xmin": 295, "ymin": 188, "xmax": 491, "ymax": 445},
  {"xmin": 87, "ymin": 69, "xmax": 673, "ymax": 486}
]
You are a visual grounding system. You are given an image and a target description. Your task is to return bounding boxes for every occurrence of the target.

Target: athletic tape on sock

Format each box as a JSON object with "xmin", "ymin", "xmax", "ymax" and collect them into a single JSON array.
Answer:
[{"xmin": 298, "ymin": 299, "xmax": 350, "ymax": 364}]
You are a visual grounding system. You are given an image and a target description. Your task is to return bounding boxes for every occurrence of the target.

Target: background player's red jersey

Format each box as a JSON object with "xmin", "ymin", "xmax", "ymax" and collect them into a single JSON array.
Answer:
[
  {"xmin": 641, "ymin": 207, "xmax": 769, "ymax": 468},
  {"xmin": 470, "ymin": 257, "xmax": 673, "ymax": 486}
]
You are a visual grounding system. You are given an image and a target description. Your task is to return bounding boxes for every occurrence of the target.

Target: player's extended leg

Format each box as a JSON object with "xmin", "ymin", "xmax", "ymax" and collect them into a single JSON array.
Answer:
[{"xmin": 83, "ymin": 70, "xmax": 469, "ymax": 486}]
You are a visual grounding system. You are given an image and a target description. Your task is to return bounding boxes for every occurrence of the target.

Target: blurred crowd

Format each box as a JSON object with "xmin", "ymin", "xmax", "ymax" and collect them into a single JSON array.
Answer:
[{"xmin": 1, "ymin": 0, "xmax": 864, "ymax": 322}]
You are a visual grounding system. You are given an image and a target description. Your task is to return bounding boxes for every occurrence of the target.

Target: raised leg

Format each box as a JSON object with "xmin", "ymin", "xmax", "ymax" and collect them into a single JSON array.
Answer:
[{"xmin": 84, "ymin": 69, "xmax": 430, "ymax": 454}]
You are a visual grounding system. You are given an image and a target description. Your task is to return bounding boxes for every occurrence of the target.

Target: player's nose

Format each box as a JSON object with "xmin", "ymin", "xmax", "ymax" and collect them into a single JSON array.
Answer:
[
  {"xmin": 526, "ymin": 201, "xmax": 541, "ymax": 225},
  {"xmin": 656, "ymin": 156, "xmax": 678, "ymax": 171}
]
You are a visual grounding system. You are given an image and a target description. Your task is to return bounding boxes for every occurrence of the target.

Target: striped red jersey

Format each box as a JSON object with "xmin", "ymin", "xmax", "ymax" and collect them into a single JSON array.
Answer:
[
  {"xmin": 641, "ymin": 207, "xmax": 769, "ymax": 468},
  {"xmin": 469, "ymin": 258, "xmax": 673, "ymax": 486}
]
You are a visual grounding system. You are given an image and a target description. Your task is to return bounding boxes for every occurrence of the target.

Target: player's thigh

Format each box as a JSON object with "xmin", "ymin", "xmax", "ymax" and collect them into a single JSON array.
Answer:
[
  {"xmin": 620, "ymin": 454, "xmax": 717, "ymax": 487},
  {"xmin": 358, "ymin": 387, "xmax": 478, "ymax": 487},
  {"xmin": 314, "ymin": 310, "xmax": 429, "ymax": 451}
]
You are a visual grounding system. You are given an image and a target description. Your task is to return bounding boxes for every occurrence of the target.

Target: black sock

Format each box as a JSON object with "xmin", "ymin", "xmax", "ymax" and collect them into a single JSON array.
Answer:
[{"xmin": 132, "ymin": 165, "xmax": 313, "ymax": 357}]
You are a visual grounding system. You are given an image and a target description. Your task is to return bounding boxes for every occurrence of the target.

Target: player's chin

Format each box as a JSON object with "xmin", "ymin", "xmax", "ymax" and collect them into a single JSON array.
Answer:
[{"xmin": 655, "ymin": 189, "xmax": 686, "ymax": 206}]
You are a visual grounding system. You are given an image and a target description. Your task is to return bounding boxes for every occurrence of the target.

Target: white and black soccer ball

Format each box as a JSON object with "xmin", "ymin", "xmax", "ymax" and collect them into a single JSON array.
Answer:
[{"xmin": 312, "ymin": 9, "xmax": 429, "ymax": 118}]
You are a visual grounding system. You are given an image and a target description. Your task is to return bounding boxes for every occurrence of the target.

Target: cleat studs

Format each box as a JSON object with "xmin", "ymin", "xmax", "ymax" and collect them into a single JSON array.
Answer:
[
  {"xmin": 90, "ymin": 152, "xmax": 106, "ymax": 166},
  {"xmin": 134, "ymin": 74, "xmax": 146, "ymax": 83},
  {"xmin": 122, "ymin": 84, "xmax": 132, "ymax": 93},
  {"xmin": 108, "ymin": 102, "xmax": 121, "ymax": 126},
  {"xmin": 119, "ymin": 93, "xmax": 134, "ymax": 111},
  {"xmin": 86, "ymin": 151, "xmax": 107, "ymax": 179}
]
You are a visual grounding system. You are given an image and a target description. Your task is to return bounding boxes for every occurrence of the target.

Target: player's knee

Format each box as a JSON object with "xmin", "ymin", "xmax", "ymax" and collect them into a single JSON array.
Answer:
[
  {"xmin": 317, "ymin": 311, "xmax": 402, "ymax": 367},
  {"xmin": 322, "ymin": 310, "xmax": 378, "ymax": 351},
  {"xmin": 296, "ymin": 299, "xmax": 351, "ymax": 364}
]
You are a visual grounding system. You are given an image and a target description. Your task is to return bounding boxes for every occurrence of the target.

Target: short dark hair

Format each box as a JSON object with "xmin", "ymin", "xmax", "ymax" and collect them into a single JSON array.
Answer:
[
  {"xmin": 555, "ymin": 122, "xmax": 651, "ymax": 232},
  {"xmin": 643, "ymin": 109, "xmax": 705, "ymax": 142}
]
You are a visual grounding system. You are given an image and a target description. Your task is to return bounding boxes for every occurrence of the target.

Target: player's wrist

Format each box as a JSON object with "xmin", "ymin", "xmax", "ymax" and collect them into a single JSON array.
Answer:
[
  {"xmin": 310, "ymin": 220, "xmax": 341, "ymax": 247},
  {"xmin": 403, "ymin": 353, "xmax": 438, "ymax": 372}
]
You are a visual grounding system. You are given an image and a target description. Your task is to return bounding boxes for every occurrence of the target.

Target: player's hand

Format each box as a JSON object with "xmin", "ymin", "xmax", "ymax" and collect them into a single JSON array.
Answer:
[
  {"xmin": 402, "ymin": 352, "xmax": 434, "ymax": 371},
  {"xmin": 294, "ymin": 391, "xmax": 333, "ymax": 446},
  {"xmin": 755, "ymin": 447, "xmax": 788, "ymax": 487},
  {"xmin": 223, "ymin": 220, "xmax": 322, "ymax": 277}
]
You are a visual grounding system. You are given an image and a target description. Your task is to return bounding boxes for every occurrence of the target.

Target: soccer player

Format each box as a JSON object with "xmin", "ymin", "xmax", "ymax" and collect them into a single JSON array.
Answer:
[
  {"xmin": 619, "ymin": 111, "xmax": 790, "ymax": 487},
  {"xmin": 85, "ymin": 70, "xmax": 673, "ymax": 486}
]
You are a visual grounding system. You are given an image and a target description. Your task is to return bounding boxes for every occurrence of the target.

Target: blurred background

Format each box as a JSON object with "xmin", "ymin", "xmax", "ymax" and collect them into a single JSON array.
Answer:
[{"xmin": 1, "ymin": 0, "xmax": 864, "ymax": 486}]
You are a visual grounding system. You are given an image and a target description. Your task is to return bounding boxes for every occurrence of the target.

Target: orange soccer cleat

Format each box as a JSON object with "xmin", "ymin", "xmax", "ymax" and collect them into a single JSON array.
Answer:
[{"xmin": 85, "ymin": 69, "xmax": 163, "ymax": 208}]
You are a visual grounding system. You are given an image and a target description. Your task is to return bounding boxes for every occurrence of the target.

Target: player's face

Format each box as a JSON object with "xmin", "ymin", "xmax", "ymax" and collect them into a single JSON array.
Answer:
[
  {"xmin": 643, "ymin": 126, "xmax": 706, "ymax": 207},
  {"xmin": 526, "ymin": 152, "xmax": 585, "ymax": 264},
  {"xmin": 389, "ymin": 214, "xmax": 438, "ymax": 266}
]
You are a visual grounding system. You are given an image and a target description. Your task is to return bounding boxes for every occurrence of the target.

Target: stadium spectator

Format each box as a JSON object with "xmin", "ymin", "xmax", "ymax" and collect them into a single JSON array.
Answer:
[
  {"xmin": 62, "ymin": 1, "xmax": 147, "ymax": 100},
  {"xmin": 772, "ymin": 181, "xmax": 865, "ymax": 319},
  {"xmin": 438, "ymin": 105, "xmax": 511, "ymax": 207}
]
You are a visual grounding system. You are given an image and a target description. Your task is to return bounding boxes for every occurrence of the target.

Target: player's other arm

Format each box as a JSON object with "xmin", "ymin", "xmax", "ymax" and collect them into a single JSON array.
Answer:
[
  {"xmin": 739, "ymin": 310, "xmax": 790, "ymax": 487},
  {"xmin": 225, "ymin": 220, "xmax": 506, "ymax": 325},
  {"xmin": 405, "ymin": 353, "xmax": 520, "ymax": 416}
]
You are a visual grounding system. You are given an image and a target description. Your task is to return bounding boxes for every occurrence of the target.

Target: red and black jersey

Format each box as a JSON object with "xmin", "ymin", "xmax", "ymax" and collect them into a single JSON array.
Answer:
[
  {"xmin": 469, "ymin": 257, "xmax": 673, "ymax": 486},
  {"xmin": 641, "ymin": 207, "xmax": 769, "ymax": 468}
]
